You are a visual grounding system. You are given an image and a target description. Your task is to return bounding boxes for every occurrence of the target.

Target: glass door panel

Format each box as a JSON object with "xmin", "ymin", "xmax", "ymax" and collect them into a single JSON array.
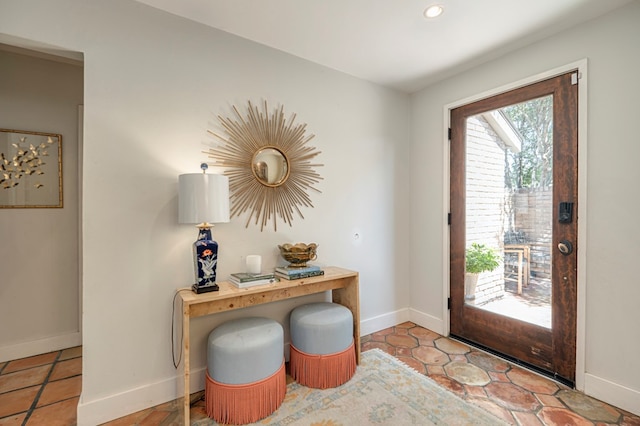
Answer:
[{"xmin": 464, "ymin": 96, "xmax": 553, "ymax": 329}]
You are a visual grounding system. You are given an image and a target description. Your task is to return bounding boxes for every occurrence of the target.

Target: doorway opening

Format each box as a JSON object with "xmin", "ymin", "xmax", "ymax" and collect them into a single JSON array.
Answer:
[{"xmin": 0, "ymin": 39, "xmax": 84, "ymax": 363}]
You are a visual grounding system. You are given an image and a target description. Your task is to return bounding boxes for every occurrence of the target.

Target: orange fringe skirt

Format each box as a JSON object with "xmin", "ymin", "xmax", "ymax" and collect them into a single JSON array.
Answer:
[
  {"xmin": 205, "ymin": 360, "xmax": 286, "ymax": 425},
  {"xmin": 290, "ymin": 341, "xmax": 356, "ymax": 389}
]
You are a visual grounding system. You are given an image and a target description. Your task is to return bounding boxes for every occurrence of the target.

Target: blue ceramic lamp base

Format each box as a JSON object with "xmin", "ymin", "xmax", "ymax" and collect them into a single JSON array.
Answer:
[{"xmin": 192, "ymin": 224, "xmax": 220, "ymax": 294}]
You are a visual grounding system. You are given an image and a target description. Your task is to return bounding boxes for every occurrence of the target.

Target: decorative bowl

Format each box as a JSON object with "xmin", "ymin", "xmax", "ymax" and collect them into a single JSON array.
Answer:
[{"xmin": 278, "ymin": 243, "xmax": 318, "ymax": 268}]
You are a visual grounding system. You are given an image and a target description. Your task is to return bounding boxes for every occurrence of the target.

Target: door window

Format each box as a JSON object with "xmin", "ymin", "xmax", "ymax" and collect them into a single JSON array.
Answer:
[{"xmin": 465, "ymin": 95, "xmax": 553, "ymax": 329}]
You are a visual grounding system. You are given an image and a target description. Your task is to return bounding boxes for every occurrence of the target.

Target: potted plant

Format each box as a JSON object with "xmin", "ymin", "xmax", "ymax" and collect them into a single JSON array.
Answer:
[{"xmin": 465, "ymin": 243, "xmax": 501, "ymax": 300}]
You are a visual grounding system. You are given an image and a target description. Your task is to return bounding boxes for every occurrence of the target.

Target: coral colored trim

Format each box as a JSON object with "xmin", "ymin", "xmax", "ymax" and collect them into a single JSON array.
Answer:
[
  {"xmin": 205, "ymin": 360, "xmax": 286, "ymax": 425},
  {"xmin": 290, "ymin": 341, "xmax": 357, "ymax": 389}
]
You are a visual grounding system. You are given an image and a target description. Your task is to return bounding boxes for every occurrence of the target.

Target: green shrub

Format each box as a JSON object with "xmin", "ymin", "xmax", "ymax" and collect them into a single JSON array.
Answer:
[{"xmin": 465, "ymin": 243, "xmax": 500, "ymax": 274}]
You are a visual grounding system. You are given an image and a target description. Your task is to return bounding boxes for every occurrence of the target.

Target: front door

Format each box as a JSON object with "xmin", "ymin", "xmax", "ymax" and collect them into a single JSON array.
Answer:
[{"xmin": 449, "ymin": 72, "xmax": 578, "ymax": 385}]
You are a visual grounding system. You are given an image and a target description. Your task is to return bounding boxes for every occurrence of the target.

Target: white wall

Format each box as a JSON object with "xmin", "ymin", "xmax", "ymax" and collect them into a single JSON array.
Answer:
[
  {"xmin": 0, "ymin": 49, "xmax": 82, "ymax": 361},
  {"xmin": 0, "ymin": 1, "xmax": 410, "ymax": 423},
  {"xmin": 410, "ymin": 1, "xmax": 640, "ymax": 415}
]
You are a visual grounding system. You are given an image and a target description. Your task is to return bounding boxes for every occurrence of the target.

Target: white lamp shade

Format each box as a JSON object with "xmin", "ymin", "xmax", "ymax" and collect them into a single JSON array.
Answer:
[{"xmin": 178, "ymin": 173, "xmax": 230, "ymax": 224}]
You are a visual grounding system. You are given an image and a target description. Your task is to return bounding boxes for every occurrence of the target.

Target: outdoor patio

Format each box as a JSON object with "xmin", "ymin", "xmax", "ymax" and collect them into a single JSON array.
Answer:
[{"xmin": 472, "ymin": 274, "xmax": 552, "ymax": 329}]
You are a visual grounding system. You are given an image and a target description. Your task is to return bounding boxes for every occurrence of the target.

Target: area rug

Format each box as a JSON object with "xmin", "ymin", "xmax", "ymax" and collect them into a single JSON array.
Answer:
[{"xmin": 195, "ymin": 348, "xmax": 507, "ymax": 425}]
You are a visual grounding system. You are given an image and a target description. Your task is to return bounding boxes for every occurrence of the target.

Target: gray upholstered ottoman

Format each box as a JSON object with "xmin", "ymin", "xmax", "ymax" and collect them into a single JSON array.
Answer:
[
  {"xmin": 205, "ymin": 317, "xmax": 285, "ymax": 425},
  {"xmin": 289, "ymin": 302, "xmax": 356, "ymax": 389}
]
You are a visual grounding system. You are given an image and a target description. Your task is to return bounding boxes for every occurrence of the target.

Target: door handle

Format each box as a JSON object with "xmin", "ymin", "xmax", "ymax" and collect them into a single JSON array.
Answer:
[{"xmin": 558, "ymin": 240, "xmax": 573, "ymax": 255}]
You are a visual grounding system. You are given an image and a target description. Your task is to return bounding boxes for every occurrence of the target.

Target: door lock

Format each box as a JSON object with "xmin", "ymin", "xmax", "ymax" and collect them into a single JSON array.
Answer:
[
  {"xmin": 559, "ymin": 202, "xmax": 574, "ymax": 223},
  {"xmin": 558, "ymin": 240, "xmax": 573, "ymax": 255}
]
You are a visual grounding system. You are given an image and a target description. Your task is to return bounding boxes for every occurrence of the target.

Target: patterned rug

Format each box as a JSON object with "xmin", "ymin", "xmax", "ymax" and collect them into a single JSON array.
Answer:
[{"xmin": 195, "ymin": 348, "xmax": 507, "ymax": 425}]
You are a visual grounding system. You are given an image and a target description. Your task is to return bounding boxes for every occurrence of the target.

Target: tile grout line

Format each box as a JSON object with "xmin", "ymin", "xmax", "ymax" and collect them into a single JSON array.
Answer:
[{"xmin": 21, "ymin": 349, "xmax": 63, "ymax": 426}]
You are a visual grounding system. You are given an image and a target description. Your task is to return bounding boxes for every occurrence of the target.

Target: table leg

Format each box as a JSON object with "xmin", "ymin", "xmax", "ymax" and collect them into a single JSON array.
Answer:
[
  {"xmin": 331, "ymin": 276, "xmax": 361, "ymax": 364},
  {"xmin": 517, "ymin": 251, "xmax": 523, "ymax": 295},
  {"xmin": 183, "ymin": 302, "xmax": 190, "ymax": 425},
  {"xmin": 524, "ymin": 247, "xmax": 530, "ymax": 287}
]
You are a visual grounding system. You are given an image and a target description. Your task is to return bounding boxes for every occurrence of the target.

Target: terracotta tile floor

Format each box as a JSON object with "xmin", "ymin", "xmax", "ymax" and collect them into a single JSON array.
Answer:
[
  {"xmin": 361, "ymin": 323, "xmax": 640, "ymax": 425},
  {"xmin": 0, "ymin": 346, "xmax": 81, "ymax": 425},
  {"xmin": 3, "ymin": 326, "xmax": 640, "ymax": 425}
]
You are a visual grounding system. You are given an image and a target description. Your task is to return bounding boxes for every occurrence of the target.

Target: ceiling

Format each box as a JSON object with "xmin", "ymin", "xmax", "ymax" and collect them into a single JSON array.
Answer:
[{"xmin": 136, "ymin": 0, "xmax": 633, "ymax": 93}]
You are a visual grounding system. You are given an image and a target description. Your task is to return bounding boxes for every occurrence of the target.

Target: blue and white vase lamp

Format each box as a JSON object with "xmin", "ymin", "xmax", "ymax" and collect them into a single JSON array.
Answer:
[{"xmin": 178, "ymin": 164, "xmax": 230, "ymax": 293}]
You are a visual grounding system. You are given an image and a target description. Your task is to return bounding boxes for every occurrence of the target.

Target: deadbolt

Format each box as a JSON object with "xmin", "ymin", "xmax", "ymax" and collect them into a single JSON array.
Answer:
[{"xmin": 558, "ymin": 240, "xmax": 573, "ymax": 255}]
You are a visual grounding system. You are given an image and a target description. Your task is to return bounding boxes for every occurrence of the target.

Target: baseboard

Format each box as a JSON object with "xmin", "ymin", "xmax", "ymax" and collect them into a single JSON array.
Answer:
[
  {"xmin": 359, "ymin": 308, "xmax": 410, "ymax": 336},
  {"xmin": 358, "ymin": 308, "xmax": 443, "ymax": 337},
  {"xmin": 584, "ymin": 373, "xmax": 640, "ymax": 416},
  {"xmin": 407, "ymin": 308, "xmax": 445, "ymax": 335},
  {"xmin": 77, "ymin": 366, "xmax": 208, "ymax": 426},
  {"xmin": 0, "ymin": 331, "xmax": 82, "ymax": 363}
]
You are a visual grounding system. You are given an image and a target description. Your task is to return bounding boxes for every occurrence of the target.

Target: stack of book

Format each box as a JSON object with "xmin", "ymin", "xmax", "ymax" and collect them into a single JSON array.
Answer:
[
  {"xmin": 229, "ymin": 272, "xmax": 279, "ymax": 288},
  {"xmin": 275, "ymin": 265, "xmax": 324, "ymax": 280}
]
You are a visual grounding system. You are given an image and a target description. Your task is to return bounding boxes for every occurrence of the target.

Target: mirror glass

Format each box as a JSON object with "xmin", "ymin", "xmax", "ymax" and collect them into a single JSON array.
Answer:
[{"xmin": 252, "ymin": 147, "xmax": 289, "ymax": 186}]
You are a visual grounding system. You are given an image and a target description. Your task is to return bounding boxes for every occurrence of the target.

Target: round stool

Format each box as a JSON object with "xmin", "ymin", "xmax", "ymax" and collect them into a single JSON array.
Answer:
[
  {"xmin": 289, "ymin": 302, "xmax": 356, "ymax": 389},
  {"xmin": 205, "ymin": 317, "xmax": 286, "ymax": 425}
]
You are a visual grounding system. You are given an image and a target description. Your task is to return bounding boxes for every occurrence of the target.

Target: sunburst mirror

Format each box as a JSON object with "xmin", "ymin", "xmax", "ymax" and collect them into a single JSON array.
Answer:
[{"xmin": 206, "ymin": 101, "xmax": 323, "ymax": 231}]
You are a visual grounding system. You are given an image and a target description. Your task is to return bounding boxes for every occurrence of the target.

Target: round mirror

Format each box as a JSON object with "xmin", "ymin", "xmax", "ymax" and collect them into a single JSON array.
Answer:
[{"xmin": 252, "ymin": 147, "xmax": 289, "ymax": 186}]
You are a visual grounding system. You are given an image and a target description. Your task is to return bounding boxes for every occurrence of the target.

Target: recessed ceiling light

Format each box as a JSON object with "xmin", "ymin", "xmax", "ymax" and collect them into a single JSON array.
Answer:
[{"xmin": 424, "ymin": 4, "xmax": 444, "ymax": 19}]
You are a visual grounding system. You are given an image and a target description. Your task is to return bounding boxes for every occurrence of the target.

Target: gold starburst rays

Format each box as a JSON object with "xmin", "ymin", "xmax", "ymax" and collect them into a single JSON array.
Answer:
[{"xmin": 206, "ymin": 101, "xmax": 323, "ymax": 231}]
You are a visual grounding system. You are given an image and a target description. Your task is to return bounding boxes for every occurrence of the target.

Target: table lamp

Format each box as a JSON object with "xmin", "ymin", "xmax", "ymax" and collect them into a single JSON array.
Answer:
[{"xmin": 179, "ymin": 163, "xmax": 230, "ymax": 293}]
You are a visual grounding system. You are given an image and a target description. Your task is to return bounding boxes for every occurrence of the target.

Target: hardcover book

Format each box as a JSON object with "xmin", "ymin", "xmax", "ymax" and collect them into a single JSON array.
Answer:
[
  {"xmin": 275, "ymin": 270, "xmax": 324, "ymax": 280},
  {"xmin": 230, "ymin": 272, "xmax": 276, "ymax": 283},
  {"xmin": 229, "ymin": 275, "xmax": 279, "ymax": 288},
  {"xmin": 275, "ymin": 265, "xmax": 321, "ymax": 275}
]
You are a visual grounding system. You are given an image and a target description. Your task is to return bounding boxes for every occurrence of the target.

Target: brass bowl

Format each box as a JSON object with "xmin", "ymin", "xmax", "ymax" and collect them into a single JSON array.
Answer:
[{"xmin": 278, "ymin": 243, "xmax": 318, "ymax": 268}]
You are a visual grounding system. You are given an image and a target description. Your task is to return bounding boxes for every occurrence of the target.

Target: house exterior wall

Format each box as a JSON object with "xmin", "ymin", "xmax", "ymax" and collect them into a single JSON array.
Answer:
[
  {"xmin": 512, "ymin": 187, "xmax": 553, "ymax": 279},
  {"xmin": 465, "ymin": 115, "xmax": 505, "ymax": 304}
]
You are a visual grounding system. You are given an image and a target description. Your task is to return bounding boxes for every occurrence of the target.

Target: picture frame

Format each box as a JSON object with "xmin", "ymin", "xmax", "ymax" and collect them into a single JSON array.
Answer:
[{"xmin": 0, "ymin": 128, "xmax": 63, "ymax": 208}]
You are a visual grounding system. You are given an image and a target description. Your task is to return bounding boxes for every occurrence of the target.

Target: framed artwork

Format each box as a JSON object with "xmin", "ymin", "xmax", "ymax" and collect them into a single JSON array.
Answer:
[{"xmin": 0, "ymin": 128, "xmax": 63, "ymax": 208}]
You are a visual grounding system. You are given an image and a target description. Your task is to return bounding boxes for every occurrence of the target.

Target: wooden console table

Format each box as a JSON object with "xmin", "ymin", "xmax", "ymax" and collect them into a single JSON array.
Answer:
[{"xmin": 178, "ymin": 266, "xmax": 360, "ymax": 425}]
